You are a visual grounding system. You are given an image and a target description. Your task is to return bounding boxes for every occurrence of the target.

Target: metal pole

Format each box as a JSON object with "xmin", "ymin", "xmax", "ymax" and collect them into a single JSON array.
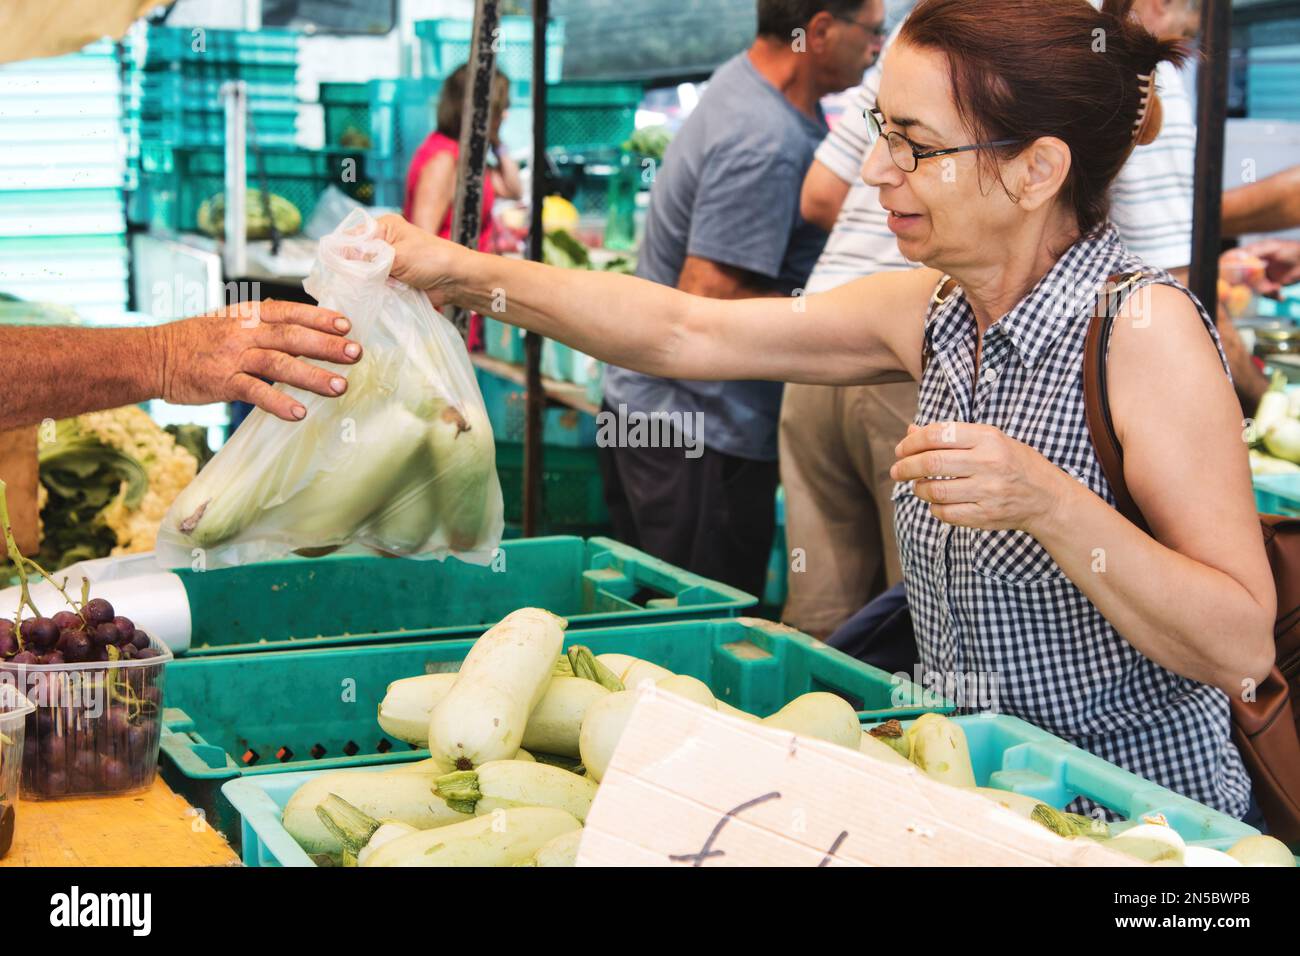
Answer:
[
  {"xmin": 523, "ymin": 0, "xmax": 550, "ymax": 538},
  {"xmin": 448, "ymin": 0, "xmax": 501, "ymax": 338},
  {"xmin": 1189, "ymin": 0, "xmax": 1231, "ymax": 313},
  {"xmin": 220, "ymin": 80, "xmax": 248, "ymax": 280}
]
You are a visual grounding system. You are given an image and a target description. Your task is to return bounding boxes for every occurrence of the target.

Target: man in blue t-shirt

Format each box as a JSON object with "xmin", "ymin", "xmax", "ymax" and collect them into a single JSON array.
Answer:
[{"xmin": 600, "ymin": 0, "xmax": 885, "ymax": 598}]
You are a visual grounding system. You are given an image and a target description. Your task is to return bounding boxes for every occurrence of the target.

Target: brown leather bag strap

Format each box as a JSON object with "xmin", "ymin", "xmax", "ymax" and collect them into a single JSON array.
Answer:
[
  {"xmin": 1083, "ymin": 271, "xmax": 1153, "ymax": 535},
  {"xmin": 920, "ymin": 275, "xmax": 961, "ymax": 375}
]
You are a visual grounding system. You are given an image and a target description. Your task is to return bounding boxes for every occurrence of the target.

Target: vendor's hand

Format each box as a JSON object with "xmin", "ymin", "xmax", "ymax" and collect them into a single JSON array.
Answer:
[
  {"xmin": 1239, "ymin": 239, "xmax": 1300, "ymax": 297},
  {"xmin": 376, "ymin": 213, "xmax": 466, "ymax": 308},
  {"xmin": 889, "ymin": 421, "xmax": 1070, "ymax": 534},
  {"xmin": 154, "ymin": 299, "xmax": 361, "ymax": 422}
]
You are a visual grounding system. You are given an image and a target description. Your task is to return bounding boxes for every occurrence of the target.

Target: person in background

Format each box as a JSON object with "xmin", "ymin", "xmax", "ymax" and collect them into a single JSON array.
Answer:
[
  {"xmin": 1223, "ymin": 163, "xmax": 1300, "ymax": 305},
  {"xmin": 405, "ymin": 63, "xmax": 523, "ymax": 249},
  {"xmin": 599, "ymin": 0, "xmax": 885, "ymax": 598},
  {"xmin": 405, "ymin": 64, "xmax": 523, "ymax": 351},
  {"xmin": 780, "ymin": 0, "xmax": 1223, "ymax": 641},
  {"xmin": 0, "ymin": 300, "xmax": 361, "ymax": 430}
]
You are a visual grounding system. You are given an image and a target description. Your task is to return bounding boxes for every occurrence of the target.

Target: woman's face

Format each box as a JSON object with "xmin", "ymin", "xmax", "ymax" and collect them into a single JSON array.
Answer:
[{"xmin": 862, "ymin": 42, "xmax": 1025, "ymax": 274}]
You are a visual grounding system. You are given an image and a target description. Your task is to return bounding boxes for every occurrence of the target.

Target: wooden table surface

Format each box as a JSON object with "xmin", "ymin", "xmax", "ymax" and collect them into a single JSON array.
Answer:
[{"xmin": 1, "ymin": 777, "xmax": 240, "ymax": 867}]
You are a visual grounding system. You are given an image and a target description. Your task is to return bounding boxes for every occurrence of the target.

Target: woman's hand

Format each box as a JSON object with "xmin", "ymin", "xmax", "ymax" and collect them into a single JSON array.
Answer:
[
  {"xmin": 1238, "ymin": 238, "xmax": 1300, "ymax": 297},
  {"xmin": 890, "ymin": 421, "xmax": 1072, "ymax": 534},
  {"xmin": 376, "ymin": 214, "xmax": 468, "ymax": 309}
]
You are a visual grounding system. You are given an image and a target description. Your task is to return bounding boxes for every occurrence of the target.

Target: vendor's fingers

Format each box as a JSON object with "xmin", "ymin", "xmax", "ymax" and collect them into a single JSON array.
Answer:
[
  {"xmin": 926, "ymin": 501, "xmax": 983, "ymax": 527},
  {"xmin": 890, "ymin": 449, "xmax": 975, "ymax": 482},
  {"xmin": 911, "ymin": 477, "xmax": 979, "ymax": 505},
  {"xmin": 246, "ymin": 299, "xmax": 352, "ymax": 334},
  {"xmin": 253, "ymin": 321, "xmax": 362, "ymax": 364},
  {"xmin": 230, "ymin": 374, "xmax": 308, "ymax": 422},
  {"xmin": 894, "ymin": 420, "xmax": 978, "ymax": 458},
  {"xmin": 244, "ymin": 349, "xmax": 350, "ymax": 398}
]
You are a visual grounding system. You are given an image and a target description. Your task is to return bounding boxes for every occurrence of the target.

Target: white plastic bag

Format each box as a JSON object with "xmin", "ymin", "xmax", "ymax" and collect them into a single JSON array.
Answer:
[{"xmin": 156, "ymin": 210, "xmax": 503, "ymax": 569}]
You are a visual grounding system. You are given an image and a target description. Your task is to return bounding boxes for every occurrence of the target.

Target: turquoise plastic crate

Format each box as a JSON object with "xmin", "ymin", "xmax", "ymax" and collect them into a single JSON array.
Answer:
[
  {"xmin": 134, "ymin": 144, "xmax": 369, "ymax": 232},
  {"xmin": 763, "ymin": 486, "xmax": 787, "ymax": 608},
  {"xmin": 163, "ymin": 616, "xmax": 949, "ymax": 856},
  {"xmin": 127, "ymin": 26, "xmax": 301, "ymax": 69},
  {"xmin": 495, "ymin": 442, "xmax": 609, "ymax": 531},
  {"xmin": 1254, "ymin": 473, "xmax": 1300, "ymax": 516},
  {"xmin": 476, "ymin": 362, "xmax": 597, "ymax": 447},
  {"xmin": 127, "ymin": 111, "xmax": 299, "ymax": 150},
  {"xmin": 548, "ymin": 144, "xmax": 623, "ymax": 216},
  {"xmin": 546, "ymin": 82, "xmax": 643, "ymax": 151},
  {"xmin": 415, "ymin": 17, "xmax": 564, "ymax": 88},
  {"xmin": 173, "ymin": 536, "xmax": 747, "ymax": 657},
  {"xmin": 865, "ymin": 715, "xmax": 1259, "ymax": 852},
  {"xmin": 126, "ymin": 70, "xmax": 298, "ymax": 106},
  {"xmin": 482, "ymin": 314, "xmax": 526, "ymax": 362},
  {"xmin": 321, "ymin": 82, "xmax": 372, "ymax": 148}
]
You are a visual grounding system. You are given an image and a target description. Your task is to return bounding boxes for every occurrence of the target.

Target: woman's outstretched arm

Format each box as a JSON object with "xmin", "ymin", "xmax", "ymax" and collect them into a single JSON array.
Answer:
[{"xmin": 379, "ymin": 214, "xmax": 936, "ymax": 386}]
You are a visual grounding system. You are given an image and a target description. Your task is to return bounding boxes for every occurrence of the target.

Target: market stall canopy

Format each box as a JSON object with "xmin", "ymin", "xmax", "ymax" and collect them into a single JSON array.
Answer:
[{"xmin": 0, "ymin": 0, "xmax": 167, "ymax": 64}]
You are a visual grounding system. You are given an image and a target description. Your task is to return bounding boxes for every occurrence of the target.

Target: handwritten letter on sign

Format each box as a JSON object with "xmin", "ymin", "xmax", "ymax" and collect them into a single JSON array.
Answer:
[{"xmin": 575, "ymin": 689, "xmax": 1138, "ymax": 867}]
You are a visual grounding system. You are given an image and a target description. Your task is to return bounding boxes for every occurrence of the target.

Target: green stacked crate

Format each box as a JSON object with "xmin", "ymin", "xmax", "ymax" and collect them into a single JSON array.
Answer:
[
  {"xmin": 138, "ymin": 143, "xmax": 369, "ymax": 233},
  {"xmin": 363, "ymin": 78, "xmax": 443, "ymax": 209},
  {"xmin": 321, "ymin": 81, "xmax": 372, "ymax": 149},
  {"xmin": 495, "ymin": 441, "xmax": 610, "ymax": 535},
  {"xmin": 414, "ymin": 17, "xmax": 565, "ymax": 97},
  {"xmin": 123, "ymin": 26, "xmax": 308, "ymax": 225},
  {"xmin": 545, "ymin": 81, "xmax": 644, "ymax": 152}
]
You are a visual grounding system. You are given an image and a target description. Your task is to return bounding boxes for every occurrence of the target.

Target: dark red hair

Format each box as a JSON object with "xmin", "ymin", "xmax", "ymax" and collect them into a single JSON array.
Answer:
[{"xmin": 898, "ymin": 0, "xmax": 1188, "ymax": 233}]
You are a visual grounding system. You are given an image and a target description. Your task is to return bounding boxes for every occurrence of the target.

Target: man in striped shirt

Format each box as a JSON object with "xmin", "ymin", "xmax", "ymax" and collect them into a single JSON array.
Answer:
[{"xmin": 779, "ymin": 0, "xmax": 1260, "ymax": 639}]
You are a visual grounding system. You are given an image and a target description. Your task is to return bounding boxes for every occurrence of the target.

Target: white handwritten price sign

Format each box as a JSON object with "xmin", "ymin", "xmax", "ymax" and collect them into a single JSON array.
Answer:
[{"xmin": 576, "ymin": 689, "xmax": 1140, "ymax": 867}]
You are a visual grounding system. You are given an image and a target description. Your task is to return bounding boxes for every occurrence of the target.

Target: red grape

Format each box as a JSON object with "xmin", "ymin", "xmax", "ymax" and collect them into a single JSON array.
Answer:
[
  {"xmin": 60, "ymin": 631, "xmax": 92, "ymax": 663},
  {"xmin": 28, "ymin": 617, "xmax": 58, "ymax": 651},
  {"xmin": 82, "ymin": 599, "xmax": 114, "ymax": 626},
  {"xmin": 91, "ymin": 622, "xmax": 120, "ymax": 647},
  {"xmin": 51, "ymin": 610, "xmax": 82, "ymax": 632}
]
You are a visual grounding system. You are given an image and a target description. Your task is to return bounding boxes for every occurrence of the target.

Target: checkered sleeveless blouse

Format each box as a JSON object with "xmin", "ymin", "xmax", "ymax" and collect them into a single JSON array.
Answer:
[{"xmin": 893, "ymin": 224, "xmax": 1252, "ymax": 819}]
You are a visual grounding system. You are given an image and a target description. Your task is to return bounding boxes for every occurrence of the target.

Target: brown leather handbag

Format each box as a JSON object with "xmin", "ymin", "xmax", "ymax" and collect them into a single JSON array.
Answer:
[{"xmin": 1084, "ymin": 271, "xmax": 1300, "ymax": 842}]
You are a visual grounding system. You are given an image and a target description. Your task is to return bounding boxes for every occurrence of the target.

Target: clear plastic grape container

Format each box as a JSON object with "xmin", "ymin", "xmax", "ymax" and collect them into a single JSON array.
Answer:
[
  {"xmin": 0, "ymin": 683, "xmax": 35, "ymax": 857},
  {"xmin": 0, "ymin": 637, "xmax": 172, "ymax": 800}
]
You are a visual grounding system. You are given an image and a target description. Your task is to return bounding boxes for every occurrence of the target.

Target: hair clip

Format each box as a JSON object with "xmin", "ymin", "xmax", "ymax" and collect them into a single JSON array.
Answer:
[{"xmin": 1133, "ymin": 71, "xmax": 1155, "ymax": 140}]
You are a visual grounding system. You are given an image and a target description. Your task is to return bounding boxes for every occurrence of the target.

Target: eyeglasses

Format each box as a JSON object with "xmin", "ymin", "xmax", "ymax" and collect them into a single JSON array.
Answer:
[
  {"xmin": 865, "ymin": 107, "xmax": 1022, "ymax": 173},
  {"xmin": 833, "ymin": 14, "xmax": 887, "ymax": 39}
]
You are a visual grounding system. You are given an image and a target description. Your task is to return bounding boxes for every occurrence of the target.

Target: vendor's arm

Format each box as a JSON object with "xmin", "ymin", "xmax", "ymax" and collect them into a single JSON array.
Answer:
[
  {"xmin": 801, "ymin": 55, "xmax": 880, "ymax": 231},
  {"xmin": 677, "ymin": 256, "xmax": 780, "ymax": 299},
  {"xmin": 381, "ymin": 214, "xmax": 933, "ymax": 385},
  {"xmin": 800, "ymin": 159, "xmax": 852, "ymax": 233},
  {"xmin": 894, "ymin": 285, "xmax": 1274, "ymax": 695},
  {"xmin": 0, "ymin": 300, "xmax": 360, "ymax": 430},
  {"xmin": 1222, "ymin": 164, "xmax": 1300, "ymax": 237}
]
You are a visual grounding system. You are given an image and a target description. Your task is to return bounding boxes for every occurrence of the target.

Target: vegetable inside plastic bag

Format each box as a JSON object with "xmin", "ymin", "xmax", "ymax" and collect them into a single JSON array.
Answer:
[{"xmin": 155, "ymin": 210, "xmax": 504, "ymax": 569}]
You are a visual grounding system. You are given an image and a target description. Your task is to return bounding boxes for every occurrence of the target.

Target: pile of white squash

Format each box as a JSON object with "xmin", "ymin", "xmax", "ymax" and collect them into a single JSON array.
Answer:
[{"xmin": 278, "ymin": 607, "xmax": 1294, "ymax": 868}]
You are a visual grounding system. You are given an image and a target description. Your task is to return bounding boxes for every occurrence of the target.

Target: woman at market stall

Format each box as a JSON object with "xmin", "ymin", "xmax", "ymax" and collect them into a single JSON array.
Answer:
[
  {"xmin": 405, "ymin": 63, "xmax": 523, "ymax": 249},
  {"xmin": 379, "ymin": 0, "xmax": 1275, "ymax": 819}
]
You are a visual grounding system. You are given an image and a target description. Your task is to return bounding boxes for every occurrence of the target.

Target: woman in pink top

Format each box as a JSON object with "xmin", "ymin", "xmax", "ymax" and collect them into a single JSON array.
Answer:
[{"xmin": 404, "ymin": 64, "xmax": 523, "ymax": 251}]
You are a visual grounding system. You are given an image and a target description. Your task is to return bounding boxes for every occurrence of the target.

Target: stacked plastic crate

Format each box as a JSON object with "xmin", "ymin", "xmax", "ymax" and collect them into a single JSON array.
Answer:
[
  {"xmin": 0, "ymin": 41, "xmax": 130, "ymax": 322},
  {"xmin": 414, "ymin": 16, "xmax": 566, "ymax": 154},
  {"xmin": 124, "ymin": 25, "xmax": 372, "ymax": 233}
]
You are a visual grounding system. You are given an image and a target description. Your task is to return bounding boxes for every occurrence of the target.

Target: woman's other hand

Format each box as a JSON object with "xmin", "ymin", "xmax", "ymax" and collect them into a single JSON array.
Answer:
[
  {"xmin": 1238, "ymin": 239, "xmax": 1300, "ymax": 298},
  {"xmin": 376, "ymin": 214, "xmax": 466, "ymax": 308},
  {"xmin": 890, "ymin": 421, "xmax": 1072, "ymax": 534}
]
